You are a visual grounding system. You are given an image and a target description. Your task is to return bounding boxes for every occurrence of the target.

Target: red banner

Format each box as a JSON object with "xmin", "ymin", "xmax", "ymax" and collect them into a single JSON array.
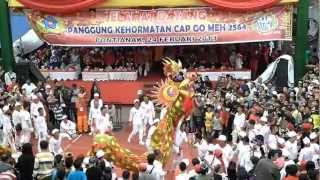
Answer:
[{"xmin": 28, "ymin": 6, "xmax": 293, "ymax": 46}]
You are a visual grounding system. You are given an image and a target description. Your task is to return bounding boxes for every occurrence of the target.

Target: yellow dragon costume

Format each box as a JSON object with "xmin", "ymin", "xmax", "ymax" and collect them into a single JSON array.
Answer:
[{"xmin": 93, "ymin": 58, "xmax": 196, "ymax": 172}]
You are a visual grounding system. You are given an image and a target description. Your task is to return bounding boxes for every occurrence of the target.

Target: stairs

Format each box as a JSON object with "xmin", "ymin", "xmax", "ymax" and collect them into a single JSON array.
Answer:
[{"xmin": 14, "ymin": 62, "xmax": 45, "ymax": 84}]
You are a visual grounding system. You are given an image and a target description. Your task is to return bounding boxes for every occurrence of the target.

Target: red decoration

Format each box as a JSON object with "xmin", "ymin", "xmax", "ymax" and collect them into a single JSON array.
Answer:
[
  {"xmin": 201, "ymin": 0, "xmax": 280, "ymax": 12},
  {"xmin": 17, "ymin": 0, "xmax": 104, "ymax": 14},
  {"xmin": 183, "ymin": 97, "xmax": 193, "ymax": 117}
]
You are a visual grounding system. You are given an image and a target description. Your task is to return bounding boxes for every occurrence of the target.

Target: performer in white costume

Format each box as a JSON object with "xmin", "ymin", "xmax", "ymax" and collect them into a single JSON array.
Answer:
[
  {"xmin": 128, "ymin": 99, "xmax": 145, "ymax": 145},
  {"xmin": 60, "ymin": 115, "xmax": 77, "ymax": 140},
  {"xmin": 33, "ymin": 108, "xmax": 48, "ymax": 152},
  {"xmin": 89, "ymin": 101, "xmax": 102, "ymax": 134},
  {"xmin": 49, "ymin": 129, "xmax": 63, "ymax": 155},
  {"xmin": 140, "ymin": 96, "xmax": 155, "ymax": 126},
  {"xmin": 95, "ymin": 106, "xmax": 113, "ymax": 134},
  {"xmin": 1, "ymin": 106, "xmax": 15, "ymax": 150}
]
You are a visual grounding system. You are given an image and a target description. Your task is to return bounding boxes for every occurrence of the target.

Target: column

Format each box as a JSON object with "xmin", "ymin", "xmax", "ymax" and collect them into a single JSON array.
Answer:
[
  {"xmin": 294, "ymin": 0, "xmax": 310, "ymax": 82},
  {"xmin": 0, "ymin": 0, "xmax": 14, "ymax": 72}
]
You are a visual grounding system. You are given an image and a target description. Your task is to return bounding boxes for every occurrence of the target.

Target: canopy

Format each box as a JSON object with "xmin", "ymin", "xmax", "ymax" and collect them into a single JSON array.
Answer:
[
  {"xmin": 255, "ymin": 54, "xmax": 294, "ymax": 87},
  {"xmin": 13, "ymin": 29, "xmax": 43, "ymax": 56},
  {"xmin": 9, "ymin": 0, "xmax": 298, "ymax": 14}
]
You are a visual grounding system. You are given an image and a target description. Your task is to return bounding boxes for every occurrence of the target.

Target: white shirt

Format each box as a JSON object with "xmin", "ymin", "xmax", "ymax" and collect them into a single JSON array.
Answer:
[
  {"xmin": 233, "ymin": 112, "xmax": 246, "ymax": 130},
  {"xmin": 216, "ymin": 144, "xmax": 234, "ymax": 167},
  {"xmin": 12, "ymin": 110, "xmax": 22, "ymax": 127},
  {"xmin": 30, "ymin": 102, "xmax": 46, "ymax": 118},
  {"xmin": 21, "ymin": 83, "xmax": 37, "ymax": 96},
  {"xmin": 129, "ymin": 107, "xmax": 144, "ymax": 125},
  {"xmin": 238, "ymin": 144, "xmax": 253, "ymax": 172},
  {"xmin": 20, "ymin": 110, "xmax": 32, "ymax": 130},
  {"xmin": 96, "ymin": 113, "xmax": 112, "ymax": 133},
  {"xmin": 174, "ymin": 129, "xmax": 187, "ymax": 147},
  {"xmin": 284, "ymin": 140, "xmax": 298, "ymax": 160},
  {"xmin": 90, "ymin": 99, "xmax": 103, "ymax": 110},
  {"xmin": 4, "ymin": 71, "xmax": 16, "ymax": 85},
  {"xmin": 60, "ymin": 120, "xmax": 76, "ymax": 134},
  {"xmin": 89, "ymin": 107, "xmax": 101, "ymax": 122},
  {"xmin": 299, "ymin": 146, "xmax": 315, "ymax": 162},
  {"xmin": 267, "ymin": 134, "xmax": 278, "ymax": 150},
  {"xmin": 140, "ymin": 101, "xmax": 155, "ymax": 125},
  {"xmin": 49, "ymin": 136, "xmax": 63, "ymax": 155},
  {"xmin": 2, "ymin": 114, "xmax": 13, "ymax": 134},
  {"xmin": 34, "ymin": 116, "xmax": 47, "ymax": 134},
  {"xmin": 176, "ymin": 172, "xmax": 190, "ymax": 180},
  {"xmin": 195, "ymin": 139, "xmax": 208, "ymax": 158}
]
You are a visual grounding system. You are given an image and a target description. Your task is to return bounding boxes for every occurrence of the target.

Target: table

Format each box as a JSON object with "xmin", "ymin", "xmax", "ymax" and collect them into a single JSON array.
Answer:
[
  {"xmin": 82, "ymin": 71, "xmax": 138, "ymax": 81},
  {"xmin": 188, "ymin": 69, "xmax": 251, "ymax": 81},
  {"xmin": 40, "ymin": 70, "xmax": 80, "ymax": 80}
]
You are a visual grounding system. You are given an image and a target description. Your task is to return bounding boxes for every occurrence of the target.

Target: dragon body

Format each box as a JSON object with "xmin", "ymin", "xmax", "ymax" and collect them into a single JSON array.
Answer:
[{"xmin": 93, "ymin": 58, "xmax": 195, "ymax": 172}]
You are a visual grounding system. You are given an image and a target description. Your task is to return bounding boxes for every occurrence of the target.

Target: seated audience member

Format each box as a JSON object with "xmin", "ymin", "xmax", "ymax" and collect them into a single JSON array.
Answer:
[{"xmin": 60, "ymin": 115, "xmax": 77, "ymax": 139}]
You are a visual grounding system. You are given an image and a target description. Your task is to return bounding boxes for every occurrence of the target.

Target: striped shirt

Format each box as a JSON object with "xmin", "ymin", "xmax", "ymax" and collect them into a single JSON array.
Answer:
[{"xmin": 33, "ymin": 152, "xmax": 54, "ymax": 178}]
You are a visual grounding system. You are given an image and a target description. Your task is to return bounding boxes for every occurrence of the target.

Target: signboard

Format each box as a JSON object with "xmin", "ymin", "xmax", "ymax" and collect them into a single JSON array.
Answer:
[{"xmin": 28, "ymin": 6, "xmax": 293, "ymax": 46}]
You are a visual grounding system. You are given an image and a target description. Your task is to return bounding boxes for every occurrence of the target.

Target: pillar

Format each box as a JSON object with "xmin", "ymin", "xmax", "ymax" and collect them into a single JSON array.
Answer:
[
  {"xmin": 0, "ymin": 0, "xmax": 14, "ymax": 72},
  {"xmin": 294, "ymin": 0, "xmax": 310, "ymax": 82}
]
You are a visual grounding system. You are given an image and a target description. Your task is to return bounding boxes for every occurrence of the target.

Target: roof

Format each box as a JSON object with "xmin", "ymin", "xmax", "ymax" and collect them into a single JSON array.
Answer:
[{"xmin": 8, "ymin": 0, "xmax": 299, "ymax": 8}]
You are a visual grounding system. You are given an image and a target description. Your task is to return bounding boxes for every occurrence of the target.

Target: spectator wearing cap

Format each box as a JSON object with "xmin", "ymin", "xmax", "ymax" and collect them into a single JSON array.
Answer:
[
  {"xmin": 1, "ymin": 105, "xmax": 15, "ymax": 148},
  {"xmin": 216, "ymin": 135, "xmax": 233, "ymax": 169},
  {"xmin": 299, "ymin": 137, "xmax": 315, "ymax": 162},
  {"xmin": 30, "ymin": 94, "xmax": 46, "ymax": 122},
  {"xmin": 90, "ymin": 93, "xmax": 103, "ymax": 111},
  {"xmin": 49, "ymin": 129, "xmax": 63, "ymax": 155},
  {"xmin": 33, "ymin": 107, "xmax": 48, "ymax": 151},
  {"xmin": 284, "ymin": 131, "xmax": 299, "ymax": 161},
  {"xmin": 20, "ymin": 103, "xmax": 33, "ymax": 144},
  {"xmin": 128, "ymin": 99, "xmax": 145, "ymax": 145},
  {"xmin": 33, "ymin": 140, "xmax": 55, "ymax": 179},
  {"xmin": 60, "ymin": 115, "xmax": 77, "ymax": 140},
  {"xmin": 88, "ymin": 100, "xmax": 102, "ymax": 135}
]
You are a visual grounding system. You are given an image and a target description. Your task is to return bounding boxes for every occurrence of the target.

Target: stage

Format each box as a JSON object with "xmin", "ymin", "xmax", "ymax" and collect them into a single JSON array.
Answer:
[
  {"xmin": 58, "ymin": 125, "xmax": 197, "ymax": 180},
  {"xmin": 62, "ymin": 74, "xmax": 163, "ymax": 105}
]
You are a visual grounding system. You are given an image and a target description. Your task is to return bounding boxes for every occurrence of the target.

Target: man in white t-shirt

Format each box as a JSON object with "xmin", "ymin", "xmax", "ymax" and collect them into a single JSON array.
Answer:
[
  {"xmin": 232, "ymin": 106, "xmax": 246, "ymax": 144},
  {"xmin": 128, "ymin": 99, "xmax": 145, "ymax": 145},
  {"xmin": 60, "ymin": 115, "xmax": 76, "ymax": 140},
  {"xmin": 95, "ymin": 106, "xmax": 113, "ymax": 134},
  {"xmin": 49, "ymin": 129, "xmax": 63, "ymax": 155},
  {"xmin": 21, "ymin": 79, "xmax": 37, "ymax": 97},
  {"xmin": 140, "ymin": 96, "xmax": 155, "ymax": 126}
]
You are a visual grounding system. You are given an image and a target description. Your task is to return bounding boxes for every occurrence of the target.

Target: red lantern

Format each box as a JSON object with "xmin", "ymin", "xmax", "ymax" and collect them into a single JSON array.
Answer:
[
  {"xmin": 17, "ymin": 0, "xmax": 104, "ymax": 14},
  {"xmin": 201, "ymin": 0, "xmax": 280, "ymax": 12}
]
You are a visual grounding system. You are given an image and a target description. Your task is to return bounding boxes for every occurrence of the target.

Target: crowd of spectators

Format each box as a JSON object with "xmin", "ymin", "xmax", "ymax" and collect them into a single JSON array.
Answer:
[
  {"xmin": 0, "ymin": 45, "xmax": 319, "ymax": 180},
  {"xmin": 22, "ymin": 42, "xmax": 286, "ymax": 79}
]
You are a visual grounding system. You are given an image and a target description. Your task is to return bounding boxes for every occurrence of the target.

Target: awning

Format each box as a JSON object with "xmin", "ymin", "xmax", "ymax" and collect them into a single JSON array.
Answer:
[{"xmin": 9, "ymin": 0, "xmax": 298, "ymax": 8}]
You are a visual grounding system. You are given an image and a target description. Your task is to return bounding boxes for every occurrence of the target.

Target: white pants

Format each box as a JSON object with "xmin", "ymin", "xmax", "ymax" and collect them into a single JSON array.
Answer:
[
  {"xmin": 232, "ymin": 129, "xmax": 240, "ymax": 144},
  {"xmin": 128, "ymin": 124, "xmax": 144, "ymax": 143}
]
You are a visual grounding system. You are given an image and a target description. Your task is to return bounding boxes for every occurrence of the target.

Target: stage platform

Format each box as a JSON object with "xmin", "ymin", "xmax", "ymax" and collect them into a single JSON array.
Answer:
[{"xmin": 63, "ymin": 74, "xmax": 163, "ymax": 105}]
